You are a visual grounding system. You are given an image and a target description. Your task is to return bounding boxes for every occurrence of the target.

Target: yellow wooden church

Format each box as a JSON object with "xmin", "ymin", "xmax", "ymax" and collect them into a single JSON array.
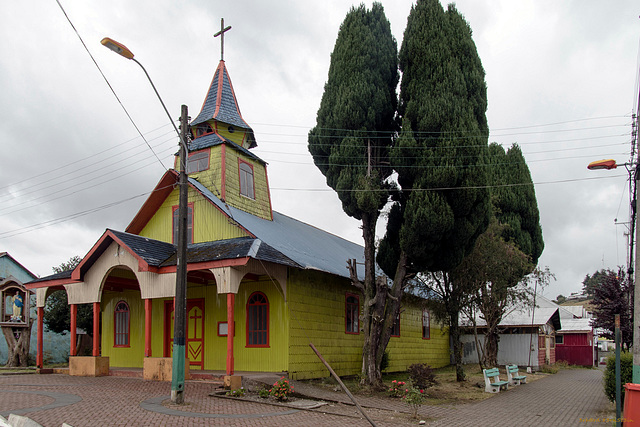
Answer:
[{"xmin": 27, "ymin": 51, "xmax": 449, "ymax": 380}]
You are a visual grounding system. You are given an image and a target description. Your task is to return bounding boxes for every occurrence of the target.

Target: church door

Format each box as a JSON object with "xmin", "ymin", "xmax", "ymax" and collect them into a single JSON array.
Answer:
[{"xmin": 163, "ymin": 299, "xmax": 205, "ymax": 370}]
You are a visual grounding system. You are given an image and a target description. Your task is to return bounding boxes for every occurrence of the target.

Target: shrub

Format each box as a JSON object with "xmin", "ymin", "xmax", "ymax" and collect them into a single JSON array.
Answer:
[
  {"xmin": 226, "ymin": 387, "xmax": 245, "ymax": 397},
  {"xmin": 270, "ymin": 377, "xmax": 294, "ymax": 401},
  {"xmin": 540, "ymin": 364, "xmax": 559, "ymax": 374},
  {"xmin": 381, "ymin": 350, "xmax": 390, "ymax": 372},
  {"xmin": 258, "ymin": 388, "xmax": 270, "ymax": 398},
  {"xmin": 403, "ymin": 386, "xmax": 427, "ymax": 419},
  {"xmin": 388, "ymin": 379, "xmax": 407, "ymax": 398},
  {"xmin": 604, "ymin": 351, "xmax": 633, "ymax": 404},
  {"xmin": 408, "ymin": 363, "xmax": 437, "ymax": 390}
]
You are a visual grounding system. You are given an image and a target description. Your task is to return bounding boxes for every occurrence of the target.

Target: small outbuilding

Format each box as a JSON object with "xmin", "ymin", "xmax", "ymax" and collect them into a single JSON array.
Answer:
[
  {"xmin": 555, "ymin": 311, "xmax": 595, "ymax": 367},
  {"xmin": 460, "ymin": 294, "xmax": 561, "ymax": 370}
]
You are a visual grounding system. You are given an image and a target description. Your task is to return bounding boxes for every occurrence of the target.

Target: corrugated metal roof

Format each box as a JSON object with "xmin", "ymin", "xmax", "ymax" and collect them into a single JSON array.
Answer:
[
  {"xmin": 558, "ymin": 318, "xmax": 592, "ymax": 332},
  {"xmin": 189, "ymin": 177, "xmax": 365, "ymax": 279},
  {"xmin": 461, "ymin": 293, "xmax": 562, "ymax": 329}
]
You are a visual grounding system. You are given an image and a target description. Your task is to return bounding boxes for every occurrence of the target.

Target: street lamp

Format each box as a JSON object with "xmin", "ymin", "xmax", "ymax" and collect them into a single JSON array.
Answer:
[
  {"xmin": 587, "ymin": 159, "xmax": 618, "ymax": 170},
  {"xmin": 587, "ymin": 156, "xmax": 640, "ymax": 385},
  {"xmin": 102, "ymin": 37, "xmax": 189, "ymax": 404}
]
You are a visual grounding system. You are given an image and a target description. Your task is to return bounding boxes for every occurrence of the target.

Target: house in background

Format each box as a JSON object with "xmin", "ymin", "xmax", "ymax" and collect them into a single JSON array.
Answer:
[
  {"xmin": 460, "ymin": 294, "xmax": 561, "ymax": 370},
  {"xmin": 0, "ymin": 252, "xmax": 70, "ymax": 366},
  {"xmin": 26, "ymin": 50, "xmax": 450, "ymax": 380},
  {"xmin": 554, "ymin": 317, "xmax": 594, "ymax": 367},
  {"xmin": 555, "ymin": 304, "xmax": 595, "ymax": 367}
]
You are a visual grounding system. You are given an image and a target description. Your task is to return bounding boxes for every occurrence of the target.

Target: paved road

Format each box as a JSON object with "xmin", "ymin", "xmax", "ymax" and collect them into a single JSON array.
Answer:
[{"xmin": 0, "ymin": 368, "xmax": 613, "ymax": 426}]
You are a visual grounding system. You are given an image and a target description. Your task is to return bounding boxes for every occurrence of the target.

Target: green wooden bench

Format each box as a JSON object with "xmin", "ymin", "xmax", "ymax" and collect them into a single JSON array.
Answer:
[
  {"xmin": 506, "ymin": 364, "xmax": 527, "ymax": 386},
  {"xmin": 483, "ymin": 368, "xmax": 509, "ymax": 393}
]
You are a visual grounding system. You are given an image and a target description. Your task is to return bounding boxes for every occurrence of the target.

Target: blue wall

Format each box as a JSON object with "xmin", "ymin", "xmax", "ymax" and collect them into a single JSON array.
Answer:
[
  {"xmin": 0, "ymin": 299, "xmax": 70, "ymax": 366},
  {"xmin": 0, "ymin": 254, "xmax": 37, "ymax": 284}
]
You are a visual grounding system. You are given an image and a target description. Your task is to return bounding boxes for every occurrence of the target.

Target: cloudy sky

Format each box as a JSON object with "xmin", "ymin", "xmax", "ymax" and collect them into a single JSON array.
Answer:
[{"xmin": 0, "ymin": 0, "xmax": 638, "ymax": 299}]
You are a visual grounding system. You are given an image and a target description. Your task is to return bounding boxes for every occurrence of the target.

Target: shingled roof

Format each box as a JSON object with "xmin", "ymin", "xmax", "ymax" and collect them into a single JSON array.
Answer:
[
  {"xmin": 188, "ymin": 177, "xmax": 366, "ymax": 279},
  {"xmin": 191, "ymin": 60, "xmax": 256, "ymax": 149},
  {"xmin": 160, "ymin": 236, "xmax": 301, "ymax": 269},
  {"xmin": 188, "ymin": 132, "xmax": 263, "ymax": 163}
]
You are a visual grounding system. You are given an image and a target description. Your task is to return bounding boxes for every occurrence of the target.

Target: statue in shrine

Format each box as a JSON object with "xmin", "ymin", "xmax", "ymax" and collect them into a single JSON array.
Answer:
[{"xmin": 11, "ymin": 291, "xmax": 23, "ymax": 322}]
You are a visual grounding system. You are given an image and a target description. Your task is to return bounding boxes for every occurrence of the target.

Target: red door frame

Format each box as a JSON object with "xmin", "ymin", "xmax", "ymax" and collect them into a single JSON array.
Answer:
[{"xmin": 163, "ymin": 299, "xmax": 205, "ymax": 369}]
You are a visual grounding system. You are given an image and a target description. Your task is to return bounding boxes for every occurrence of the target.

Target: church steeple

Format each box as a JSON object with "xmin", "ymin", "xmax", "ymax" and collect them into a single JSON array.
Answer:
[
  {"xmin": 180, "ymin": 19, "xmax": 271, "ymax": 222},
  {"xmin": 190, "ymin": 19, "xmax": 256, "ymax": 150}
]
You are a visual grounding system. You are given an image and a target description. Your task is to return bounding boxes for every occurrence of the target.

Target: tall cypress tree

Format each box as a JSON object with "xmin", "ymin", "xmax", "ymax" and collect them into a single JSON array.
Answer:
[
  {"xmin": 307, "ymin": 3, "xmax": 398, "ymax": 387},
  {"xmin": 463, "ymin": 142, "xmax": 543, "ymax": 367},
  {"xmin": 489, "ymin": 143, "xmax": 544, "ymax": 263},
  {"xmin": 377, "ymin": 0, "xmax": 491, "ymax": 382}
]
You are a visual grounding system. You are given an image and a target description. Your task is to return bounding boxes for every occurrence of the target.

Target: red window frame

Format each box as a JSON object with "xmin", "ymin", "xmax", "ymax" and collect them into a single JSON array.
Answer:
[
  {"xmin": 422, "ymin": 309, "xmax": 430, "ymax": 340},
  {"xmin": 114, "ymin": 300, "xmax": 130, "ymax": 347},
  {"xmin": 246, "ymin": 292, "xmax": 269, "ymax": 347},
  {"xmin": 238, "ymin": 160, "xmax": 255, "ymax": 199},
  {"xmin": 194, "ymin": 123, "xmax": 213, "ymax": 138},
  {"xmin": 391, "ymin": 310, "xmax": 400, "ymax": 337},
  {"xmin": 345, "ymin": 293, "xmax": 360, "ymax": 334},
  {"xmin": 187, "ymin": 150, "xmax": 210, "ymax": 174},
  {"xmin": 172, "ymin": 202, "xmax": 194, "ymax": 245}
]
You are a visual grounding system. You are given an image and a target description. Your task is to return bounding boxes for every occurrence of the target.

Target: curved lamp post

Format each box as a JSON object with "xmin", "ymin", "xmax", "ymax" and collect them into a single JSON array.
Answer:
[
  {"xmin": 588, "ymin": 157, "xmax": 640, "ymax": 387},
  {"xmin": 102, "ymin": 37, "xmax": 189, "ymax": 404}
]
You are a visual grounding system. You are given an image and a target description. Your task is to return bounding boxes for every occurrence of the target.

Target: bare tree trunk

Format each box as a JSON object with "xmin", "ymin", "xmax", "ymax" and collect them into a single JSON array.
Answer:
[
  {"xmin": 2, "ymin": 320, "xmax": 33, "ymax": 367},
  {"xmin": 449, "ymin": 315, "xmax": 465, "ymax": 381},
  {"xmin": 483, "ymin": 325, "xmax": 499, "ymax": 367},
  {"xmin": 471, "ymin": 316, "xmax": 484, "ymax": 370}
]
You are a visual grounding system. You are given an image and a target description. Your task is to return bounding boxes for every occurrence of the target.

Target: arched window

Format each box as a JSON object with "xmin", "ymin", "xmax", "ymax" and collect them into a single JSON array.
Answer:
[
  {"xmin": 114, "ymin": 301, "xmax": 130, "ymax": 347},
  {"xmin": 345, "ymin": 294, "xmax": 359, "ymax": 334},
  {"xmin": 422, "ymin": 309, "xmax": 430, "ymax": 340},
  {"xmin": 246, "ymin": 292, "xmax": 268, "ymax": 347},
  {"xmin": 391, "ymin": 310, "xmax": 400, "ymax": 337},
  {"xmin": 239, "ymin": 161, "xmax": 255, "ymax": 199}
]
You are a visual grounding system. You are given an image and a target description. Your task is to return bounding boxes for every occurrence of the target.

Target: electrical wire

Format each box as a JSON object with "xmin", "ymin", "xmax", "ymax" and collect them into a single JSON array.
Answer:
[{"xmin": 54, "ymin": 0, "xmax": 169, "ymax": 171}]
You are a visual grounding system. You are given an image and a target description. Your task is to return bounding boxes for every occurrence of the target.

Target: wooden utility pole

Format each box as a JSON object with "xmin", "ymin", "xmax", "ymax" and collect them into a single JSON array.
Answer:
[{"xmin": 171, "ymin": 104, "xmax": 189, "ymax": 404}]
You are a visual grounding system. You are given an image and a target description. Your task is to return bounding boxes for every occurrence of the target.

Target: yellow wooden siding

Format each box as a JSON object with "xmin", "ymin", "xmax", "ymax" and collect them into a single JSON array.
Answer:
[
  {"xmin": 186, "ymin": 145, "xmax": 223, "ymax": 192},
  {"xmin": 100, "ymin": 290, "xmax": 145, "ymax": 368},
  {"xmin": 138, "ymin": 185, "xmax": 248, "ymax": 243},
  {"xmin": 231, "ymin": 279, "xmax": 288, "ymax": 371},
  {"xmin": 214, "ymin": 120, "xmax": 247, "ymax": 147},
  {"xmin": 286, "ymin": 270, "xmax": 364, "ymax": 380},
  {"xmin": 384, "ymin": 305, "xmax": 450, "ymax": 371},
  {"xmin": 107, "ymin": 278, "xmax": 286, "ymax": 371},
  {"xmin": 223, "ymin": 149, "xmax": 272, "ymax": 220}
]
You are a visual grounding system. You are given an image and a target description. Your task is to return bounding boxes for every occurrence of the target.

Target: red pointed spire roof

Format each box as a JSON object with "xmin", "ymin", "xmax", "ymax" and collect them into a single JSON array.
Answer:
[{"xmin": 191, "ymin": 60, "xmax": 256, "ymax": 148}]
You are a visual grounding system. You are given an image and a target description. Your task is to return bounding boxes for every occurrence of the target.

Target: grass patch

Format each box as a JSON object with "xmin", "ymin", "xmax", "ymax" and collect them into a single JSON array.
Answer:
[{"xmin": 301, "ymin": 363, "xmax": 555, "ymax": 406}]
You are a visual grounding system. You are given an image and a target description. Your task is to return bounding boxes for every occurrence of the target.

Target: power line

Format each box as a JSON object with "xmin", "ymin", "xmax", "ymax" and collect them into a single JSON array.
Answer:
[{"xmin": 54, "ymin": 0, "xmax": 169, "ymax": 171}]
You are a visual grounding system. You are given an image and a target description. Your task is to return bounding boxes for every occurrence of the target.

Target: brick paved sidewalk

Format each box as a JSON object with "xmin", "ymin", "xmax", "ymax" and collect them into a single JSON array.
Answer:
[
  {"xmin": 0, "ymin": 368, "xmax": 611, "ymax": 426},
  {"xmin": 425, "ymin": 368, "xmax": 611, "ymax": 426}
]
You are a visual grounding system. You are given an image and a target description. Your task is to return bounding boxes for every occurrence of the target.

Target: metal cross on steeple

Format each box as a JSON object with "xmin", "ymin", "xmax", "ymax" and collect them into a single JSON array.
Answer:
[{"xmin": 214, "ymin": 18, "xmax": 232, "ymax": 61}]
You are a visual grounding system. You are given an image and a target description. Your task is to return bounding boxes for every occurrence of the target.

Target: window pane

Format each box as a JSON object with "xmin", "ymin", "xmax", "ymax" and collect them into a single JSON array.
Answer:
[
  {"xmin": 114, "ymin": 302, "xmax": 129, "ymax": 346},
  {"xmin": 239, "ymin": 163, "xmax": 255, "ymax": 199},
  {"xmin": 247, "ymin": 293, "xmax": 268, "ymax": 346},
  {"xmin": 345, "ymin": 295, "xmax": 359, "ymax": 334}
]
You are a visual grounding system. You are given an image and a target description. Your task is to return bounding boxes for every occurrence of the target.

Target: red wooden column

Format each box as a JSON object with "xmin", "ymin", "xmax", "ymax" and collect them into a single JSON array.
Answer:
[
  {"xmin": 37, "ymin": 306, "xmax": 44, "ymax": 368},
  {"xmin": 70, "ymin": 304, "xmax": 77, "ymax": 357},
  {"xmin": 226, "ymin": 293, "xmax": 235, "ymax": 375},
  {"xmin": 145, "ymin": 299, "xmax": 152, "ymax": 357},
  {"xmin": 92, "ymin": 302, "xmax": 100, "ymax": 357}
]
